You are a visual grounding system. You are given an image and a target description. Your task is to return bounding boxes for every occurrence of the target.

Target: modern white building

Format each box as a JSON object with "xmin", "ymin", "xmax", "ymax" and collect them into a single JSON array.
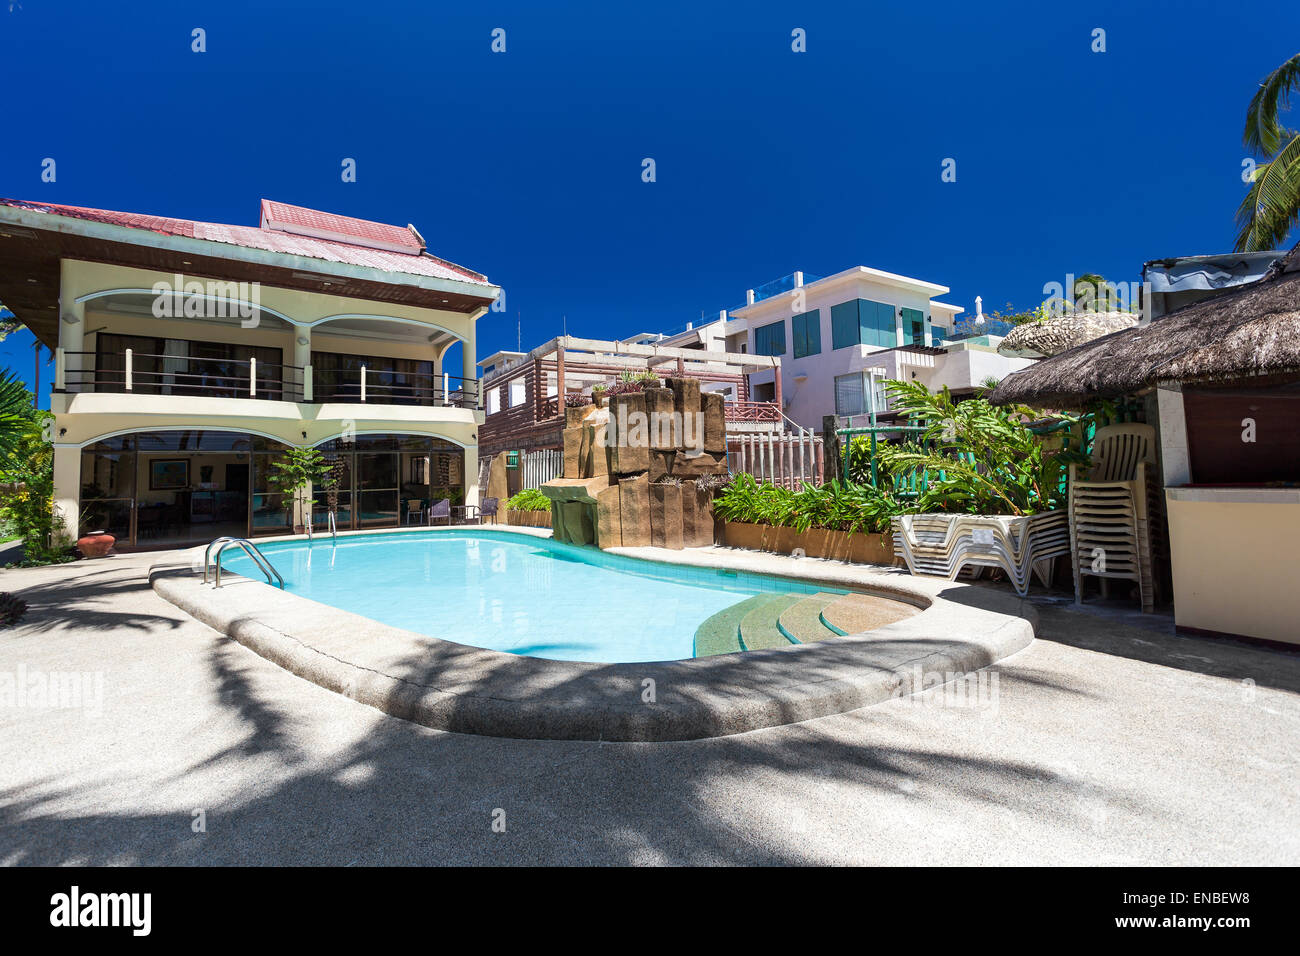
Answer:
[{"xmin": 672, "ymin": 269, "xmax": 1035, "ymax": 432}]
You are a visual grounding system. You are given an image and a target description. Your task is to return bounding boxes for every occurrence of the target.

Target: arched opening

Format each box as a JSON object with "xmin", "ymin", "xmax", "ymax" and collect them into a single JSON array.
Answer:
[
  {"xmin": 312, "ymin": 433, "xmax": 466, "ymax": 531},
  {"xmin": 79, "ymin": 429, "xmax": 293, "ymax": 549}
]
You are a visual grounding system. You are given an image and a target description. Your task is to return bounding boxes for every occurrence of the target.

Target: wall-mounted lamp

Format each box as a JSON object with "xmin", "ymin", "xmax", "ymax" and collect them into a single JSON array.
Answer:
[
  {"xmin": 60, "ymin": 313, "xmax": 81, "ymax": 326},
  {"xmin": 58, "ymin": 428, "xmax": 67, "ymax": 437},
  {"xmin": 296, "ymin": 336, "xmax": 310, "ymax": 346}
]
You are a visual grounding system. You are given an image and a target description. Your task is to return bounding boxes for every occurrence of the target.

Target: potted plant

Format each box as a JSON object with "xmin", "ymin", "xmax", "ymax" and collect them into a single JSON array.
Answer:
[{"xmin": 265, "ymin": 446, "xmax": 332, "ymax": 535}]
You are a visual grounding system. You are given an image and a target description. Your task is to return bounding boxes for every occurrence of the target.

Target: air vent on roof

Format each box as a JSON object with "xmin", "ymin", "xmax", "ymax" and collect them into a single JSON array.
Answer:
[{"xmin": 260, "ymin": 199, "xmax": 423, "ymax": 255}]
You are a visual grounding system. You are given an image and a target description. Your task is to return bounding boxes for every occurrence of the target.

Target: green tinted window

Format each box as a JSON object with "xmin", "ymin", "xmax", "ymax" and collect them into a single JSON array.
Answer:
[
  {"xmin": 754, "ymin": 321, "xmax": 786, "ymax": 356},
  {"xmin": 792, "ymin": 310, "xmax": 821, "ymax": 358}
]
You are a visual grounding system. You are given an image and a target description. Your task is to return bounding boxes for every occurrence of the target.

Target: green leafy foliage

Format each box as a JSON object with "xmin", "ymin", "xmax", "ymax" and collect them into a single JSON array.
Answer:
[
  {"xmin": 0, "ymin": 407, "xmax": 74, "ymax": 565},
  {"xmin": 712, "ymin": 473, "xmax": 903, "ymax": 535},
  {"xmin": 265, "ymin": 446, "xmax": 333, "ymax": 525},
  {"xmin": 505, "ymin": 488, "xmax": 551, "ymax": 512},
  {"xmin": 876, "ymin": 381, "xmax": 1085, "ymax": 516},
  {"xmin": 1237, "ymin": 51, "xmax": 1300, "ymax": 252}
]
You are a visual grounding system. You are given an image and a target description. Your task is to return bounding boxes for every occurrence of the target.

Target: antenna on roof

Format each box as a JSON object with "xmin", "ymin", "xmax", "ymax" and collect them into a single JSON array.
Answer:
[{"xmin": 517, "ymin": 314, "xmax": 521, "ymax": 352}]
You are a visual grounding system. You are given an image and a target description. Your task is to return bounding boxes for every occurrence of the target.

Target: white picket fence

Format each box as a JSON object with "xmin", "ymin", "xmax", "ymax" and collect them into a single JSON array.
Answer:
[
  {"xmin": 520, "ymin": 448, "xmax": 563, "ymax": 488},
  {"xmin": 727, "ymin": 431, "xmax": 824, "ymax": 489}
]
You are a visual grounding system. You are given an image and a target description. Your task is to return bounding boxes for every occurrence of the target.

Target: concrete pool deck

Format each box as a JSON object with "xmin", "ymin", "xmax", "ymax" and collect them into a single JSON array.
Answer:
[
  {"xmin": 148, "ymin": 526, "xmax": 1036, "ymax": 741},
  {"xmin": 4, "ymin": 548, "xmax": 1299, "ymax": 865}
]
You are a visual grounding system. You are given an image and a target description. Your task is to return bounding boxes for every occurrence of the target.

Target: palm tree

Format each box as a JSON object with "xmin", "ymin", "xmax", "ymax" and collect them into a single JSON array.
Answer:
[
  {"xmin": 0, "ymin": 369, "xmax": 35, "ymax": 467},
  {"xmin": 1236, "ymin": 52, "xmax": 1300, "ymax": 252}
]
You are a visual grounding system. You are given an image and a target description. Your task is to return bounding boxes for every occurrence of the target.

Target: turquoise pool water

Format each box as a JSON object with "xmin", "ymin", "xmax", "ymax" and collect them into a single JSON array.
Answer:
[{"xmin": 218, "ymin": 530, "xmax": 833, "ymax": 663}]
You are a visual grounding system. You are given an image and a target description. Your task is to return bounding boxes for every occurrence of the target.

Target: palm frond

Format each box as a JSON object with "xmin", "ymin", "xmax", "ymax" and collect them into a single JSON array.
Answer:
[
  {"xmin": 1235, "ymin": 132, "xmax": 1300, "ymax": 251},
  {"xmin": 1244, "ymin": 52, "xmax": 1300, "ymax": 156}
]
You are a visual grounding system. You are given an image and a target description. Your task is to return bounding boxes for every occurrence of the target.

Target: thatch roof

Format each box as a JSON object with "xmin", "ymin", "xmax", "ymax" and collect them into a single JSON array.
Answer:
[{"xmin": 990, "ymin": 243, "xmax": 1300, "ymax": 408}]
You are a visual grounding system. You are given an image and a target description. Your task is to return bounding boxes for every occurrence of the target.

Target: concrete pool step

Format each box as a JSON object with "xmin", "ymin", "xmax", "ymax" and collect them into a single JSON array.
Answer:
[
  {"xmin": 738, "ymin": 594, "xmax": 804, "ymax": 651},
  {"xmin": 776, "ymin": 592, "xmax": 843, "ymax": 644},
  {"xmin": 820, "ymin": 592, "xmax": 920, "ymax": 636},
  {"xmin": 693, "ymin": 595, "xmax": 773, "ymax": 657}
]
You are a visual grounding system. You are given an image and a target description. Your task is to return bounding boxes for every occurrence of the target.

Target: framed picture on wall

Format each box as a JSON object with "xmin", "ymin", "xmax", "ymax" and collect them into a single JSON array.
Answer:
[{"xmin": 149, "ymin": 459, "xmax": 189, "ymax": 491}]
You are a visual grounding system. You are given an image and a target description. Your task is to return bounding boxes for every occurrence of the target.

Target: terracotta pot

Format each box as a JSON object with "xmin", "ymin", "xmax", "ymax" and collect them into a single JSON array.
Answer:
[{"xmin": 76, "ymin": 532, "xmax": 115, "ymax": 558}]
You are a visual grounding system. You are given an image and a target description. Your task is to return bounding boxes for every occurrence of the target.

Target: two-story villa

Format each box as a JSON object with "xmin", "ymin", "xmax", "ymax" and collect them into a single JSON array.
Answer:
[{"xmin": 0, "ymin": 197, "xmax": 499, "ymax": 549}]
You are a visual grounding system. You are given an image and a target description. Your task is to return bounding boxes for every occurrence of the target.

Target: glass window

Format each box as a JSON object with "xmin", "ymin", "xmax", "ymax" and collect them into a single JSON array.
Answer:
[
  {"xmin": 753, "ymin": 321, "xmax": 786, "ymax": 357},
  {"xmin": 833, "ymin": 372, "xmax": 887, "ymax": 417},
  {"xmin": 834, "ymin": 373, "xmax": 865, "ymax": 416},
  {"xmin": 792, "ymin": 310, "xmax": 820, "ymax": 358},
  {"xmin": 901, "ymin": 308, "xmax": 926, "ymax": 347},
  {"xmin": 831, "ymin": 300, "xmax": 898, "ymax": 349},
  {"xmin": 509, "ymin": 380, "xmax": 526, "ymax": 407}
]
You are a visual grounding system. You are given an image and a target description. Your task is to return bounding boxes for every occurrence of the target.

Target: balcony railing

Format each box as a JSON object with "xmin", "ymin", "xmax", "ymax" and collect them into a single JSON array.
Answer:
[
  {"xmin": 724, "ymin": 400, "xmax": 781, "ymax": 423},
  {"xmin": 55, "ymin": 350, "xmax": 481, "ymax": 409},
  {"xmin": 313, "ymin": 367, "xmax": 480, "ymax": 409}
]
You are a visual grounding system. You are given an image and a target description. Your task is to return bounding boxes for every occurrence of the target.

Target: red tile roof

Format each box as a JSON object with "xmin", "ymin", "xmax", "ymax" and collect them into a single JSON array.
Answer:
[
  {"xmin": 0, "ymin": 197, "xmax": 491, "ymax": 286},
  {"xmin": 260, "ymin": 199, "xmax": 424, "ymax": 253}
]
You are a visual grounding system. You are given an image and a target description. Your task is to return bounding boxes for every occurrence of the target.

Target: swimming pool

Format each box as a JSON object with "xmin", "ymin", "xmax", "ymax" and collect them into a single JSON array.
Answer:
[{"xmin": 216, "ymin": 530, "xmax": 911, "ymax": 663}]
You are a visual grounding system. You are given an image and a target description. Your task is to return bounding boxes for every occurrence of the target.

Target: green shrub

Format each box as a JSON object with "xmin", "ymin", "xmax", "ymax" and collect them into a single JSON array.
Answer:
[
  {"xmin": 0, "ymin": 410, "xmax": 74, "ymax": 566},
  {"xmin": 506, "ymin": 488, "xmax": 552, "ymax": 512},
  {"xmin": 712, "ymin": 473, "xmax": 902, "ymax": 536}
]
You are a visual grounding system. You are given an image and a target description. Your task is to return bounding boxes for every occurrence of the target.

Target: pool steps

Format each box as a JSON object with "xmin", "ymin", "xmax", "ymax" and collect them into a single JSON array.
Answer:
[
  {"xmin": 738, "ymin": 595, "xmax": 804, "ymax": 650},
  {"xmin": 694, "ymin": 591, "xmax": 841, "ymax": 656},
  {"xmin": 777, "ymin": 593, "xmax": 842, "ymax": 644},
  {"xmin": 821, "ymin": 592, "xmax": 918, "ymax": 636}
]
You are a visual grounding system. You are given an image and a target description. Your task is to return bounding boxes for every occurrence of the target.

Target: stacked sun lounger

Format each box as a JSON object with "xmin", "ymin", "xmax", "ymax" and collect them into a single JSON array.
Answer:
[
  {"xmin": 1068, "ymin": 424, "xmax": 1163, "ymax": 613},
  {"xmin": 891, "ymin": 511, "xmax": 1070, "ymax": 596}
]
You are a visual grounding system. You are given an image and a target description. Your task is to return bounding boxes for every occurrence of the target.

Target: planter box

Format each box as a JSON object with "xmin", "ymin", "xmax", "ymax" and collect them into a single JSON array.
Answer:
[
  {"xmin": 506, "ymin": 509, "xmax": 552, "ymax": 528},
  {"xmin": 721, "ymin": 521, "xmax": 895, "ymax": 566}
]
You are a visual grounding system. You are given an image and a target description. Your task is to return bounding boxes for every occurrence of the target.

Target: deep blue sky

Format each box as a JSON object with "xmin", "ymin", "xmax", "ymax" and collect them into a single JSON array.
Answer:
[{"xmin": 3, "ymin": 0, "xmax": 1298, "ymax": 406}]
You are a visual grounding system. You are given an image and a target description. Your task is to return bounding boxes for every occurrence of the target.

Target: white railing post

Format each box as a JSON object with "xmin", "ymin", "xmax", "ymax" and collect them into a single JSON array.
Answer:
[
  {"xmin": 249, "ymin": 357, "xmax": 257, "ymax": 396},
  {"xmin": 443, "ymin": 372, "xmax": 450, "ymax": 406},
  {"xmin": 55, "ymin": 347, "xmax": 66, "ymax": 391},
  {"xmin": 360, "ymin": 365, "xmax": 367, "ymax": 402},
  {"xmin": 125, "ymin": 348, "xmax": 133, "ymax": 391},
  {"xmin": 303, "ymin": 365, "xmax": 313, "ymax": 402}
]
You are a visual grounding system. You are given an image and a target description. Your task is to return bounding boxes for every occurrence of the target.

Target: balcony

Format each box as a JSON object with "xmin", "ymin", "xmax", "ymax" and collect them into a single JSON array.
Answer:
[{"xmin": 56, "ymin": 349, "xmax": 480, "ymax": 409}]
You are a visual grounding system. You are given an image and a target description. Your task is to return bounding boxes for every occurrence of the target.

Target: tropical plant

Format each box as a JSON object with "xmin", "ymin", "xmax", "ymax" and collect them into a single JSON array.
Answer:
[
  {"xmin": 712, "ymin": 473, "xmax": 903, "ymax": 535},
  {"xmin": 0, "ymin": 368, "xmax": 33, "ymax": 466},
  {"xmin": 264, "ymin": 446, "xmax": 332, "ymax": 529},
  {"xmin": 505, "ymin": 488, "xmax": 551, "ymax": 512},
  {"xmin": 1236, "ymin": 52, "xmax": 1300, "ymax": 252},
  {"xmin": 0, "ymin": 409, "xmax": 73, "ymax": 565},
  {"xmin": 875, "ymin": 381, "xmax": 1085, "ymax": 516}
]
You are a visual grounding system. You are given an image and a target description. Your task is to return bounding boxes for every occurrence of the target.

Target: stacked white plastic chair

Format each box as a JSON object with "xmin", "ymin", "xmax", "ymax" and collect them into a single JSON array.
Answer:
[
  {"xmin": 892, "ymin": 510, "xmax": 1070, "ymax": 596},
  {"xmin": 1067, "ymin": 423, "xmax": 1162, "ymax": 613}
]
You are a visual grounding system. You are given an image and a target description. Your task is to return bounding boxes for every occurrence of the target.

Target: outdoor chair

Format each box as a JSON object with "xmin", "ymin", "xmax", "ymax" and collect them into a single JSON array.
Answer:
[
  {"xmin": 428, "ymin": 498, "xmax": 451, "ymax": 526},
  {"xmin": 1067, "ymin": 423, "xmax": 1164, "ymax": 612},
  {"xmin": 460, "ymin": 497, "xmax": 499, "ymax": 525},
  {"xmin": 404, "ymin": 499, "xmax": 423, "ymax": 525}
]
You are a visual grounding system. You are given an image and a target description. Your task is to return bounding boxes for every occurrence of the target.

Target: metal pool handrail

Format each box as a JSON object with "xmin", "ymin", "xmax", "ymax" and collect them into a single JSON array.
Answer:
[{"xmin": 203, "ymin": 537, "xmax": 285, "ymax": 589}]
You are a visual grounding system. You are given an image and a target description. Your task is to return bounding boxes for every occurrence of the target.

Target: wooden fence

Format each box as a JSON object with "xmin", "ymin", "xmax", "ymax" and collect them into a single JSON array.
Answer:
[{"xmin": 727, "ymin": 431, "xmax": 824, "ymax": 489}]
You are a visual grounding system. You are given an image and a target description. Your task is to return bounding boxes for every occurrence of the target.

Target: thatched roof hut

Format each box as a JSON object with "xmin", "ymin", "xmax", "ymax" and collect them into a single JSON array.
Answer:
[{"xmin": 990, "ymin": 243, "xmax": 1300, "ymax": 408}]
